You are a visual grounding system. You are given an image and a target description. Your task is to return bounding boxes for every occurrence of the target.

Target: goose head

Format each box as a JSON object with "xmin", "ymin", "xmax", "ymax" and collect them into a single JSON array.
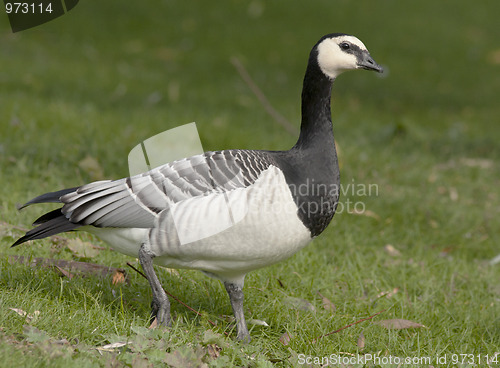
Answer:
[{"xmin": 315, "ymin": 33, "xmax": 383, "ymax": 79}]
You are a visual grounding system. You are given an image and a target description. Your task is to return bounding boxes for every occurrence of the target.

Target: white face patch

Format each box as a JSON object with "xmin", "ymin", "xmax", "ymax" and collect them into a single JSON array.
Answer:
[
  {"xmin": 316, "ymin": 35, "xmax": 368, "ymax": 79},
  {"xmin": 335, "ymin": 35, "xmax": 368, "ymax": 51}
]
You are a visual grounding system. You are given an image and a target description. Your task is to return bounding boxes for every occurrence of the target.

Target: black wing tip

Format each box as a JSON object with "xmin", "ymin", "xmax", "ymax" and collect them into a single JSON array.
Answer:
[
  {"xmin": 32, "ymin": 208, "xmax": 65, "ymax": 226},
  {"xmin": 11, "ymin": 236, "xmax": 27, "ymax": 247},
  {"xmin": 16, "ymin": 200, "xmax": 35, "ymax": 211},
  {"xmin": 11, "ymin": 215, "xmax": 81, "ymax": 248},
  {"xmin": 16, "ymin": 187, "xmax": 80, "ymax": 211},
  {"xmin": 12, "ymin": 187, "xmax": 82, "ymax": 246}
]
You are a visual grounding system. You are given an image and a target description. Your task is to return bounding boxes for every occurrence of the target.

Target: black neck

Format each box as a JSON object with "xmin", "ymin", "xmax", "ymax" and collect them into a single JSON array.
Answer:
[
  {"xmin": 293, "ymin": 57, "xmax": 335, "ymax": 150},
  {"xmin": 280, "ymin": 52, "xmax": 339, "ymax": 237}
]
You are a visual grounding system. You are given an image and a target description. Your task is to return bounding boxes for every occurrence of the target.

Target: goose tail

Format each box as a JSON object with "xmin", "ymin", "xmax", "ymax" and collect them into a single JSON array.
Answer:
[{"xmin": 12, "ymin": 187, "xmax": 82, "ymax": 247}]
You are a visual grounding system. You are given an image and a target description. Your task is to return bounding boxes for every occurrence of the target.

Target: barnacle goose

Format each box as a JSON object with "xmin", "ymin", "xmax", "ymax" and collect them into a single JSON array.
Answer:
[{"xmin": 12, "ymin": 33, "xmax": 382, "ymax": 342}]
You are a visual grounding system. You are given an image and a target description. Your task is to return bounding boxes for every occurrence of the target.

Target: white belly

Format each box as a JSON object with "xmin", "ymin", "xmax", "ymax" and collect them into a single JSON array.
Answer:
[
  {"xmin": 148, "ymin": 166, "xmax": 311, "ymax": 280},
  {"xmin": 85, "ymin": 226, "xmax": 148, "ymax": 258}
]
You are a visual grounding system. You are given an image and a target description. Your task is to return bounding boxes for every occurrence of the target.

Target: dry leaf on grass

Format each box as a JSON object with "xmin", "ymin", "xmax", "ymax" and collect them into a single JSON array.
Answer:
[
  {"xmin": 375, "ymin": 319, "xmax": 425, "ymax": 330},
  {"xmin": 97, "ymin": 341, "xmax": 130, "ymax": 352},
  {"xmin": 248, "ymin": 319, "xmax": 269, "ymax": 327},
  {"xmin": 279, "ymin": 332, "xmax": 291, "ymax": 346},
  {"xmin": 164, "ymin": 346, "xmax": 208, "ymax": 368},
  {"xmin": 164, "ymin": 268, "xmax": 180, "ymax": 277},
  {"xmin": 205, "ymin": 344, "xmax": 222, "ymax": 360},
  {"xmin": 131, "ymin": 355, "xmax": 152, "ymax": 368},
  {"xmin": 460, "ymin": 157, "xmax": 494, "ymax": 169},
  {"xmin": 376, "ymin": 288, "xmax": 399, "ymax": 299},
  {"xmin": 384, "ymin": 244, "xmax": 401, "ymax": 257},
  {"xmin": 220, "ymin": 316, "xmax": 268, "ymax": 327},
  {"xmin": 148, "ymin": 317, "xmax": 158, "ymax": 329},
  {"xmin": 283, "ymin": 296, "xmax": 315, "ymax": 312},
  {"xmin": 78, "ymin": 155, "xmax": 105, "ymax": 181},
  {"xmin": 111, "ymin": 269, "xmax": 127, "ymax": 285},
  {"xmin": 201, "ymin": 330, "xmax": 223, "ymax": 344},
  {"xmin": 23, "ymin": 325, "xmax": 50, "ymax": 343},
  {"xmin": 9, "ymin": 308, "xmax": 40, "ymax": 323},
  {"xmin": 351, "ymin": 209, "xmax": 381, "ymax": 220},
  {"xmin": 0, "ymin": 222, "xmax": 15, "ymax": 238},
  {"xmin": 357, "ymin": 331, "xmax": 365, "ymax": 351},
  {"xmin": 317, "ymin": 291, "xmax": 336, "ymax": 312},
  {"xmin": 67, "ymin": 238, "xmax": 100, "ymax": 258},
  {"xmin": 429, "ymin": 219, "xmax": 439, "ymax": 229},
  {"xmin": 449, "ymin": 187, "xmax": 459, "ymax": 201},
  {"xmin": 490, "ymin": 254, "xmax": 500, "ymax": 265}
]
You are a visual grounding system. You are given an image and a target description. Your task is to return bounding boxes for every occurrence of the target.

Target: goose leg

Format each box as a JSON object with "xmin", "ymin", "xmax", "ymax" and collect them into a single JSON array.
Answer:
[
  {"xmin": 139, "ymin": 244, "xmax": 171, "ymax": 327},
  {"xmin": 224, "ymin": 281, "xmax": 250, "ymax": 342}
]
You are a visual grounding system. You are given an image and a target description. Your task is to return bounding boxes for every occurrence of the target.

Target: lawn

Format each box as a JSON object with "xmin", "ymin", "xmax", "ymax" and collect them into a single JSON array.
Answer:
[{"xmin": 1, "ymin": 0, "xmax": 499, "ymax": 367}]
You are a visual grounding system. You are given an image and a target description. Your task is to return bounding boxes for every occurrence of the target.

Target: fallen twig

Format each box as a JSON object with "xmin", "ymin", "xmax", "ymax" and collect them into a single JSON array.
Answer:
[
  {"xmin": 5, "ymin": 255, "xmax": 127, "ymax": 284},
  {"xmin": 230, "ymin": 56, "xmax": 298, "ymax": 136},
  {"xmin": 312, "ymin": 309, "xmax": 387, "ymax": 343}
]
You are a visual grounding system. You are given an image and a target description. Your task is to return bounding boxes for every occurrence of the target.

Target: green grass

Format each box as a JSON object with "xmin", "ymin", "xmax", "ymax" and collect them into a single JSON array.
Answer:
[{"xmin": 1, "ymin": 0, "xmax": 499, "ymax": 366}]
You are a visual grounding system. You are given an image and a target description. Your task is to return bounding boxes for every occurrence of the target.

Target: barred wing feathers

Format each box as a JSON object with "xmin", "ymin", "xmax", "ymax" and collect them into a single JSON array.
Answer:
[{"xmin": 60, "ymin": 150, "xmax": 274, "ymax": 229}]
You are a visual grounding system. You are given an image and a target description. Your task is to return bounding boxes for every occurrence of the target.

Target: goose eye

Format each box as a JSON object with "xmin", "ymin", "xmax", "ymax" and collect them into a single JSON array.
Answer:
[{"xmin": 340, "ymin": 42, "xmax": 350, "ymax": 50}]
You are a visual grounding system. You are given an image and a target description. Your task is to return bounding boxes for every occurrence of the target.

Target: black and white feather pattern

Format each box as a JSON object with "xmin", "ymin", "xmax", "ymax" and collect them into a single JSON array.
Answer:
[{"xmin": 61, "ymin": 149, "xmax": 274, "ymax": 228}]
